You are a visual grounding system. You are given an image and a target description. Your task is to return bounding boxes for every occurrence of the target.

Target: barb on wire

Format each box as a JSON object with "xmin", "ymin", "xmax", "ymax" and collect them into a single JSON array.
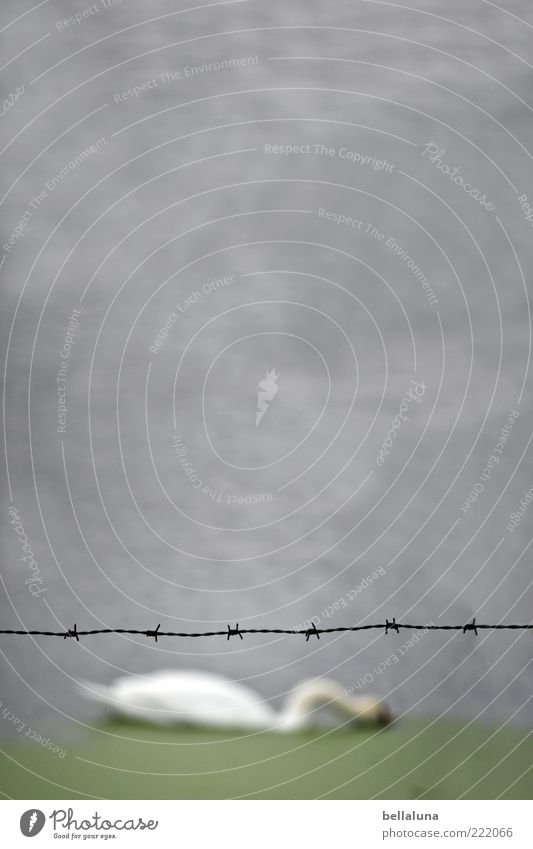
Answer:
[
  {"xmin": 63, "ymin": 623, "xmax": 79, "ymax": 641},
  {"xmin": 146, "ymin": 624, "xmax": 161, "ymax": 642},
  {"xmin": 463, "ymin": 617, "xmax": 478, "ymax": 636},
  {"xmin": 305, "ymin": 622, "xmax": 320, "ymax": 641},
  {"xmin": 227, "ymin": 623, "xmax": 243, "ymax": 640},
  {"xmin": 0, "ymin": 620, "xmax": 530, "ymax": 642}
]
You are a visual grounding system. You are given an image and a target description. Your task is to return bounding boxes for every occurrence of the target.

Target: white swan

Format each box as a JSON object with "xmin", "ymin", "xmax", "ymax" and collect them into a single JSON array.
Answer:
[{"xmin": 78, "ymin": 670, "xmax": 391, "ymax": 731}]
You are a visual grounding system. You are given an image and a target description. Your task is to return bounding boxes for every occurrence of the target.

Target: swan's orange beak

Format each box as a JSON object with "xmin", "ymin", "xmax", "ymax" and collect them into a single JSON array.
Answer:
[{"xmin": 377, "ymin": 702, "xmax": 393, "ymax": 727}]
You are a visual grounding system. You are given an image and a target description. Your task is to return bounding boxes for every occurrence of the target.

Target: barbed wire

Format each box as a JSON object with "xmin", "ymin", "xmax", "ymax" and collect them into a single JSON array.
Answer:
[{"xmin": 0, "ymin": 618, "xmax": 531, "ymax": 642}]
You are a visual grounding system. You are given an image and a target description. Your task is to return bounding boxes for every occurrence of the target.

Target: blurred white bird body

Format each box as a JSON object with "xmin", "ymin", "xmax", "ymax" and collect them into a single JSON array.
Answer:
[{"xmin": 78, "ymin": 670, "xmax": 390, "ymax": 731}]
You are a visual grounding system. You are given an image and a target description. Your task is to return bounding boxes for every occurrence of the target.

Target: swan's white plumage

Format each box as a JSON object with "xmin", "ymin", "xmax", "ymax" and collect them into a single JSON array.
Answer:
[{"xmin": 79, "ymin": 670, "xmax": 276, "ymax": 729}]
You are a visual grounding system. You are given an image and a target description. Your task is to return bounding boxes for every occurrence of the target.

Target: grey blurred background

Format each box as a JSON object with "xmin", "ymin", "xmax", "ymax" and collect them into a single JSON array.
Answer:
[{"xmin": 1, "ymin": 0, "xmax": 532, "ymax": 740}]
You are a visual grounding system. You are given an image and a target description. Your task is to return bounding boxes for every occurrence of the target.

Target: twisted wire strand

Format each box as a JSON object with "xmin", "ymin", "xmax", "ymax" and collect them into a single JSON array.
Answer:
[{"xmin": 0, "ymin": 618, "xmax": 530, "ymax": 641}]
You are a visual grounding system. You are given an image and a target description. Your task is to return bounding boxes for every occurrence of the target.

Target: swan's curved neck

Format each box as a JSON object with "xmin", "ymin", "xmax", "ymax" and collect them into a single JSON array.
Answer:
[{"xmin": 277, "ymin": 680, "xmax": 357, "ymax": 730}]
